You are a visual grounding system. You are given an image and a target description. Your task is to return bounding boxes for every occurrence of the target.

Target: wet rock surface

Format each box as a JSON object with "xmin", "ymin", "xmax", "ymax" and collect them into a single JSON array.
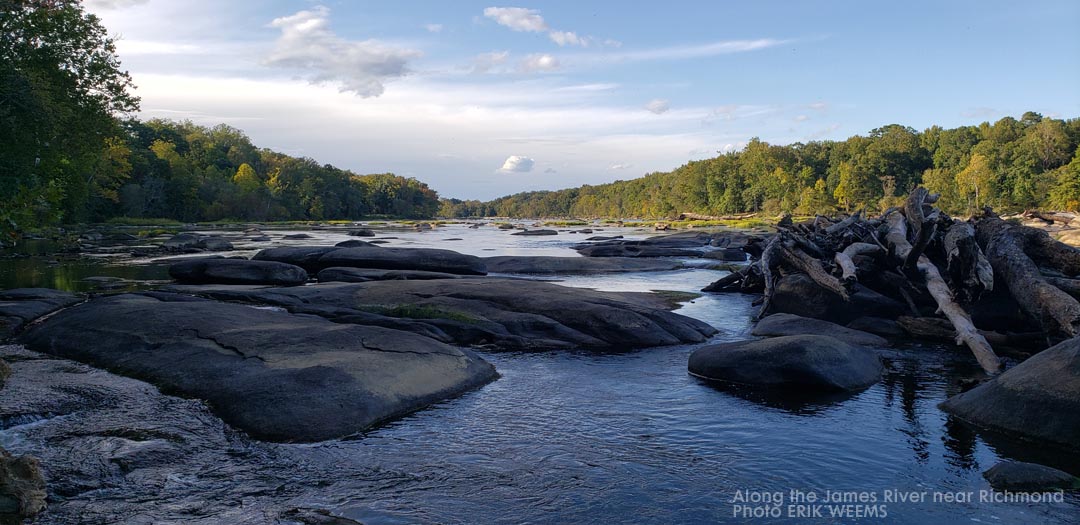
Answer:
[
  {"xmin": 770, "ymin": 273, "xmax": 905, "ymax": 324},
  {"xmin": 752, "ymin": 313, "xmax": 890, "ymax": 347},
  {"xmin": 688, "ymin": 335, "xmax": 883, "ymax": 392},
  {"xmin": 0, "ymin": 289, "xmax": 82, "ymax": 339},
  {"xmin": 982, "ymin": 460, "xmax": 1080, "ymax": 491},
  {"xmin": 169, "ymin": 258, "xmax": 310, "ymax": 286},
  {"xmin": 163, "ymin": 279, "xmax": 718, "ymax": 351},
  {"xmin": 255, "ymin": 245, "xmax": 487, "ymax": 275},
  {"xmin": 940, "ymin": 337, "xmax": 1080, "ymax": 448},
  {"xmin": 317, "ymin": 267, "xmax": 466, "ymax": 282},
  {"xmin": 17, "ymin": 293, "xmax": 498, "ymax": 443},
  {"xmin": 482, "ymin": 256, "xmax": 682, "ymax": 275}
]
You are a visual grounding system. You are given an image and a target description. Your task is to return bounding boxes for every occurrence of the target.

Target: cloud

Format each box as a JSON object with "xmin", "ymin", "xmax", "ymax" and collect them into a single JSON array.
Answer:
[
  {"xmin": 85, "ymin": 0, "xmax": 148, "ymax": 9},
  {"xmin": 498, "ymin": 155, "xmax": 535, "ymax": 173},
  {"xmin": 424, "ymin": 23, "xmax": 443, "ymax": 33},
  {"xmin": 264, "ymin": 6, "xmax": 422, "ymax": 97},
  {"xmin": 609, "ymin": 163, "xmax": 633, "ymax": 170},
  {"xmin": 483, "ymin": 7, "xmax": 548, "ymax": 32},
  {"xmin": 519, "ymin": 53, "xmax": 559, "ymax": 72},
  {"xmin": 483, "ymin": 6, "xmax": 594, "ymax": 47},
  {"xmin": 588, "ymin": 39, "xmax": 788, "ymax": 64},
  {"xmin": 645, "ymin": 98, "xmax": 670, "ymax": 114},
  {"xmin": 471, "ymin": 51, "xmax": 510, "ymax": 74},
  {"xmin": 809, "ymin": 101, "xmax": 828, "ymax": 111},
  {"xmin": 794, "ymin": 114, "xmax": 809, "ymax": 122}
]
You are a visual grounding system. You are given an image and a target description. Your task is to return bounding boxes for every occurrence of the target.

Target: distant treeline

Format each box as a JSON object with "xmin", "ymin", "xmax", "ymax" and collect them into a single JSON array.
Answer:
[{"xmin": 439, "ymin": 114, "xmax": 1080, "ymax": 219}]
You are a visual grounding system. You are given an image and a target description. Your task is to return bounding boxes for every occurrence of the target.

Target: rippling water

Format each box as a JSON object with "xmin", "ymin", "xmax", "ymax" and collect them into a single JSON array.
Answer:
[{"xmin": 1, "ymin": 223, "xmax": 1078, "ymax": 524}]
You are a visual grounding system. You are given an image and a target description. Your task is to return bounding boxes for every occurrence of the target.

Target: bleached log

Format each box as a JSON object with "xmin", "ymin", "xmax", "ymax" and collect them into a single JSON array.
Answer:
[
  {"xmin": 887, "ymin": 211, "xmax": 1002, "ymax": 374},
  {"xmin": 824, "ymin": 211, "xmax": 861, "ymax": 235},
  {"xmin": 755, "ymin": 236, "xmax": 782, "ymax": 320},
  {"xmin": 779, "ymin": 237, "xmax": 849, "ymax": 301},
  {"xmin": 833, "ymin": 242, "xmax": 883, "ymax": 284}
]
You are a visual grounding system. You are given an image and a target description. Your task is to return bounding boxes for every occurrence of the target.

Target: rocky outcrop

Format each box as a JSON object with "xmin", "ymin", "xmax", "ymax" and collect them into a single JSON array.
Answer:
[
  {"xmin": 770, "ymin": 273, "xmax": 905, "ymax": 324},
  {"xmin": 347, "ymin": 229, "xmax": 375, "ymax": 237},
  {"xmin": 0, "ymin": 289, "xmax": 82, "ymax": 339},
  {"xmin": 940, "ymin": 337, "xmax": 1080, "ymax": 448},
  {"xmin": 575, "ymin": 231, "xmax": 751, "ymax": 258},
  {"xmin": 752, "ymin": 313, "xmax": 889, "ymax": 347},
  {"xmin": 255, "ymin": 245, "xmax": 487, "ymax": 275},
  {"xmin": 317, "ymin": 267, "xmax": 465, "ymax": 282},
  {"xmin": 483, "ymin": 256, "xmax": 682, "ymax": 275},
  {"xmin": 18, "ymin": 293, "xmax": 498, "ymax": 442},
  {"xmin": 163, "ymin": 279, "xmax": 718, "ymax": 351},
  {"xmin": 511, "ymin": 229, "xmax": 558, "ymax": 236},
  {"xmin": 982, "ymin": 461, "xmax": 1079, "ymax": 491},
  {"xmin": 169, "ymin": 258, "xmax": 309, "ymax": 286},
  {"xmin": 161, "ymin": 233, "xmax": 233, "ymax": 252},
  {"xmin": 688, "ymin": 335, "xmax": 883, "ymax": 392}
]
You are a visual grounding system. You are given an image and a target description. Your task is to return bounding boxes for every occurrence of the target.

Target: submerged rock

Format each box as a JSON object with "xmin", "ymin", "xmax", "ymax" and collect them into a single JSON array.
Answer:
[
  {"xmin": 752, "ymin": 313, "xmax": 889, "ymax": 347},
  {"xmin": 169, "ymin": 258, "xmax": 309, "ymax": 286},
  {"xmin": 0, "ymin": 289, "xmax": 82, "ymax": 339},
  {"xmin": 163, "ymin": 279, "xmax": 718, "ymax": 351},
  {"xmin": 483, "ymin": 256, "xmax": 682, "ymax": 275},
  {"xmin": 18, "ymin": 293, "xmax": 498, "ymax": 442},
  {"xmin": 940, "ymin": 337, "xmax": 1080, "ymax": 448},
  {"xmin": 982, "ymin": 461, "xmax": 1079, "ymax": 491},
  {"xmin": 688, "ymin": 335, "xmax": 883, "ymax": 392}
]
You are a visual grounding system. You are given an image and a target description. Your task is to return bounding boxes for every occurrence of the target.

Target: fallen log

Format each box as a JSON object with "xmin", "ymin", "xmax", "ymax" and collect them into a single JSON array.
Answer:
[
  {"xmin": 779, "ymin": 236, "xmax": 849, "ymax": 301},
  {"xmin": 896, "ymin": 316, "xmax": 1044, "ymax": 352},
  {"xmin": 834, "ymin": 242, "xmax": 882, "ymax": 284},
  {"xmin": 824, "ymin": 211, "xmax": 862, "ymax": 235},
  {"xmin": 903, "ymin": 188, "xmax": 940, "ymax": 271},
  {"xmin": 1046, "ymin": 276, "xmax": 1080, "ymax": 299},
  {"xmin": 943, "ymin": 222, "xmax": 994, "ymax": 304},
  {"xmin": 756, "ymin": 236, "xmax": 782, "ymax": 320},
  {"xmin": 886, "ymin": 211, "xmax": 1002, "ymax": 374},
  {"xmin": 975, "ymin": 216, "xmax": 1080, "ymax": 337}
]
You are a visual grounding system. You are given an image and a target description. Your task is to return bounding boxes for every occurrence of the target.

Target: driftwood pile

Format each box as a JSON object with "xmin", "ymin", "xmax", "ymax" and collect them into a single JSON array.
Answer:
[{"xmin": 703, "ymin": 187, "xmax": 1080, "ymax": 375}]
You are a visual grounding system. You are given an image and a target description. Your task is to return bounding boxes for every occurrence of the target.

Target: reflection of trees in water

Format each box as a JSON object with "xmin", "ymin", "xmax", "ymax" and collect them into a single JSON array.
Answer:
[{"xmin": 880, "ymin": 358, "xmax": 930, "ymax": 464}]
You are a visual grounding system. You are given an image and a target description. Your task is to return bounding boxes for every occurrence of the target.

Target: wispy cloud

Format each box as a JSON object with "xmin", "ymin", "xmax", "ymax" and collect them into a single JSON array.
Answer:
[
  {"xmin": 424, "ymin": 23, "xmax": 443, "ymax": 33},
  {"xmin": 483, "ymin": 6, "xmax": 599, "ymax": 47},
  {"xmin": 263, "ymin": 6, "xmax": 422, "ymax": 97},
  {"xmin": 645, "ymin": 99, "xmax": 670, "ymax": 114},
  {"xmin": 519, "ymin": 53, "xmax": 559, "ymax": 72},
  {"xmin": 470, "ymin": 51, "xmax": 510, "ymax": 74}
]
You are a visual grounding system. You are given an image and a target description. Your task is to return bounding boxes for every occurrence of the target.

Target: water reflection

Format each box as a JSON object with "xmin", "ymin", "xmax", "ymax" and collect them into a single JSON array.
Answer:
[{"xmin": 692, "ymin": 377, "xmax": 859, "ymax": 416}]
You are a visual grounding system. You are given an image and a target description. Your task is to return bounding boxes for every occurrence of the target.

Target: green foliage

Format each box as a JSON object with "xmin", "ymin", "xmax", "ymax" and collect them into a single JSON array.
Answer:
[{"xmin": 441, "ymin": 114, "xmax": 1079, "ymax": 219}]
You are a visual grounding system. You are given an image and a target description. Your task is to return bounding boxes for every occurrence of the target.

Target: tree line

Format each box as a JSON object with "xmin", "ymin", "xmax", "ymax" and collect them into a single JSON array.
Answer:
[
  {"xmin": 1, "ymin": 0, "xmax": 439, "ymax": 238},
  {"xmin": 440, "ymin": 114, "xmax": 1080, "ymax": 219}
]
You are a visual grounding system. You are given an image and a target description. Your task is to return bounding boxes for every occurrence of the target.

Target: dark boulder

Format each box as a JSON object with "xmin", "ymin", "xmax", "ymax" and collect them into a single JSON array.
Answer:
[
  {"xmin": 585, "ymin": 235, "xmax": 623, "ymax": 241},
  {"xmin": 483, "ymin": 256, "xmax": 681, "ymax": 275},
  {"xmin": 169, "ymin": 258, "xmax": 309, "ymax": 286},
  {"xmin": 0, "ymin": 448, "xmax": 46, "ymax": 524},
  {"xmin": 161, "ymin": 233, "xmax": 201, "ymax": 250},
  {"xmin": 252, "ymin": 246, "xmax": 342, "ymax": 269},
  {"xmin": 846, "ymin": 317, "xmax": 905, "ymax": 338},
  {"xmin": 982, "ymin": 461, "xmax": 1079, "ymax": 491},
  {"xmin": 316, "ymin": 246, "xmax": 487, "ymax": 275},
  {"xmin": 940, "ymin": 337, "xmax": 1080, "ymax": 448},
  {"xmin": 0, "ymin": 288, "xmax": 82, "ymax": 339},
  {"xmin": 347, "ymin": 229, "xmax": 375, "ymax": 237},
  {"xmin": 317, "ymin": 267, "xmax": 464, "ymax": 282},
  {"xmin": 199, "ymin": 237, "xmax": 234, "ymax": 251},
  {"xmin": 752, "ymin": 313, "xmax": 889, "ymax": 347},
  {"xmin": 335, "ymin": 239, "xmax": 375, "ymax": 248},
  {"xmin": 688, "ymin": 335, "xmax": 883, "ymax": 392},
  {"xmin": 511, "ymin": 229, "xmax": 558, "ymax": 236},
  {"xmin": 771, "ymin": 273, "xmax": 905, "ymax": 324},
  {"xmin": 162, "ymin": 279, "xmax": 718, "ymax": 352},
  {"xmin": 18, "ymin": 293, "xmax": 497, "ymax": 442},
  {"xmin": 282, "ymin": 233, "xmax": 313, "ymax": 240},
  {"xmin": 702, "ymin": 248, "xmax": 747, "ymax": 262}
]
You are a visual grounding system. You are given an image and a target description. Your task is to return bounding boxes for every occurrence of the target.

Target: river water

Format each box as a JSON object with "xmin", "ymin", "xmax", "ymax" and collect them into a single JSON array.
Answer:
[{"xmin": 1, "ymin": 222, "xmax": 1078, "ymax": 524}]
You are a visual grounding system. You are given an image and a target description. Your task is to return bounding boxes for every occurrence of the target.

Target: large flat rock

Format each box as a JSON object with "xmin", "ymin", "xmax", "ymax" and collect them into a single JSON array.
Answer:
[
  {"xmin": 483, "ymin": 256, "xmax": 682, "ymax": 275},
  {"xmin": 255, "ymin": 245, "xmax": 487, "ymax": 275},
  {"xmin": 18, "ymin": 293, "xmax": 497, "ymax": 443},
  {"xmin": 940, "ymin": 337, "xmax": 1080, "ymax": 448},
  {"xmin": 163, "ymin": 279, "xmax": 718, "ymax": 351},
  {"xmin": 752, "ymin": 313, "xmax": 889, "ymax": 347},
  {"xmin": 169, "ymin": 258, "xmax": 309, "ymax": 285},
  {"xmin": 0, "ymin": 289, "xmax": 82, "ymax": 339}
]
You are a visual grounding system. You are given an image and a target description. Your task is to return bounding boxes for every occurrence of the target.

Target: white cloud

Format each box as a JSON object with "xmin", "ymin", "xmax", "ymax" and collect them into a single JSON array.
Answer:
[
  {"xmin": 549, "ymin": 30, "xmax": 587, "ymax": 47},
  {"xmin": 263, "ymin": 6, "xmax": 422, "ymax": 97},
  {"xmin": 809, "ymin": 101, "xmax": 828, "ymax": 111},
  {"xmin": 470, "ymin": 51, "xmax": 510, "ymax": 74},
  {"xmin": 483, "ymin": 7, "xmax": 548, "ymax": 32},
  {"xmin": 645, "ymin": 99, "xmax": 670, "ymax": 114},
  {"xmin": 499, "ymin": 155, "xmax": 535, "ymax": 172},
  {"xmin": 519, "ymin": 53, "xmax": 559, "ymax": 72},
  {"xmin": 85, "ymin": 0, "xmax": 148, "ymax": 9},
  {"xmin": 580, "ymin": 39, "xmax": 788, "ymax": 65},
  {"xmin": 609, "ymin": 163, "xmax": 633, "ymax": 170},
  {"xmin": 794, "ymin": 114, "xmax": 809, "ymax": 122},
  {"xmin": 424, "ymin": 23, "xmax": 443, "ymax": 33}
]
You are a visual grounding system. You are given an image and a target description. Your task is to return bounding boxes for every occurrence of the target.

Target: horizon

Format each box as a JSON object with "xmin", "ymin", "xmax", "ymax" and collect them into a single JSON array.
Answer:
[{"xmin": 86, "ymin": 0, "xmax": 1080, "ymax": 201}]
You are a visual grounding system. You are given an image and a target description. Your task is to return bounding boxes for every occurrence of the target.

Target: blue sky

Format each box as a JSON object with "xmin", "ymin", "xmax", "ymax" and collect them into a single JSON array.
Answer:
[{"xmin": 86, "ymin": 0, "xmax": 1080, "ymax": 200}]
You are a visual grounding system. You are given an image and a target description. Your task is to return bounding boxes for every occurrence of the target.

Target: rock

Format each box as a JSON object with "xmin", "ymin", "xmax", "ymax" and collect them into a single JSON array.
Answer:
[
  {"xmin": 0, "ymin": 448, "xmax": 46, "ymax": 523},
  {"xmin": 313, "ymin": 246, "xmax": 487, "ymax": 275},
  {"xmin": 846, "ymin": 317, "xmax": 905, "ymax": 338},
  {"xmin": 169, "ymin": 258, "xmax": 309, "ymax": 286},
  {"xmin": 688, "ymin": 335, "xmax": 883, "ymax": 392},
  {"xmin": 586, "ymin": 235, "xmax": 623, "ymax": 241},
  {"xmin": 18, "ymin": 293, "xmax": 498, "ymax": 442},
  {"xmin": 752, "ymin": 313, "xmax": 889, "ymax": 347},
  {"xmin": 497, "ymin": 224, "xmax": 515, "ymax": 230},
  {"xmin": 347, "ymin": 229, "xmax": 375, "ymax": 237},
  {"xmin": 198, "ymin": 237, "xmax": 233, "ymax": 251},
  {"xmin": 702, "ymin": 248, "xmax": 747, "ymax": 262},
  {"xmin": 0, "ymin": 288, "xmax": 82, "ymax": 339},
  {"xmin": 578, "ymin": 229, "xmax": 593, "ymax": 234},
  {"xmin": 574, "ymin": 231, "xmax": 726, "ymax": 257},
  {"xmin": 161, "ymin": 233, "xmax": 201, "ymax": 250},
  {"xmin": 511, "ymin": 229, "xmax": 558, "ymax": 236},
  {"xmin": 0, "ymin": 360, "xmax": 9, "ymax": 389},
  {"xmin": 280, "ymin": 508, "xmax": 364, "ymax": 525},
  {"xmin": 940, "ymin": 337, "xmax": 1080, "ymax": 448},
  {"xmin": 982, "ymin": 461, "xmax": 1079, "ymax": 491},
  {"xmin": 483, "ymin": 256, "xmax": 682, "ymax": 275},
  {"xmin": 317, "ymin": 267, "xmax": 465, "ymax": 282},
  {"xmin": 162, "ymin": 279, "xmax": 718, "ymax": 352},
  {"xmin": 252, "ymin": 246, "xmax": 342, "ymax": 268},
  {"xmin": 771, "ymin": 274, "xmax": 905, "ymax": 324},
  {"xmin": 414, "ymin": 223, "xmax": 433, "ymax": 230},
  {"xmin": 335, "ymin": 239, "xmax": 375, "ymax": 248},
  {"xmin": 282, "ymin": 233, "xmax": 314, "ymax": 240}
]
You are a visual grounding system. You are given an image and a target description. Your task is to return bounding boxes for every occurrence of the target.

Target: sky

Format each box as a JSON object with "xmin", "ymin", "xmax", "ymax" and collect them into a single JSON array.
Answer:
[{"xmin": 84, "ymin": 0, "xmax": 1080, "ymax": 200}]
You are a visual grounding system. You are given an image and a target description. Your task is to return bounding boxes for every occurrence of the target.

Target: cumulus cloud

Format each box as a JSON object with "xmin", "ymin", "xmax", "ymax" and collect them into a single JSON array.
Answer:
[
  {"xmin": 264, "ymin": 6, "xmax": 422, "ymax": 97},
  {"xmin": 483, "ymin": 6, "xmax": 594, "ymax": 47},
  {"xmin": 470, "ymin": 51, "xmax": 510, "ymax": 74},
  {"xmin": 498, "ymin": 155, "xmax": 535, "ymax": 173},
  {"xmin": 424, "ymin": 23, "xmax": 443, "ymax": 33},
  {"xmin": 645, "ymin": 98, "xmax": 670, "ymax": 114},
  {"xmin": 519, "ymin": 53, "xmax": 559, "ymax": 72},
  {"xmin": 85, "ymin": 0, "xmax": 149, "ymax": 9}
]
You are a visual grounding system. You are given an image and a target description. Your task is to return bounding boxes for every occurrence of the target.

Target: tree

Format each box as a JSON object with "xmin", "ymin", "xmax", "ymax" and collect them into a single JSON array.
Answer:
[
  {"xmin": 1049, "ymin": 146, "xmax": 1080, "ymax": 211},
  {"xmin": 956, "ymin": 153, "xmax": 996, "ymax": 211},
  {"xmin": 0, "ymin": 0, "xmax": 139, "ymax": 232}
]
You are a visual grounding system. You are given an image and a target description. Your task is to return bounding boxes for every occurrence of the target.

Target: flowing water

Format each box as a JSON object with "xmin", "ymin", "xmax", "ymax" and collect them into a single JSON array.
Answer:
[{"xmin": 0, "ymin": 223, "xmax": 1077, "ymax": 524}]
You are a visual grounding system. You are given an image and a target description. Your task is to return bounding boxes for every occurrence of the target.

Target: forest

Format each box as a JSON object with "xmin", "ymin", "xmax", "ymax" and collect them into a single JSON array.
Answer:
[{"xmin": 441, "ymin": 114, "xmax": 1080, "ymax": 219}]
